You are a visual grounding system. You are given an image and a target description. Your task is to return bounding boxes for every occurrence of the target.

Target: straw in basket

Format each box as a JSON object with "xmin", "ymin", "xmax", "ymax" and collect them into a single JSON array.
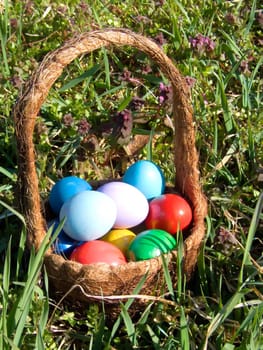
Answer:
[{"xmin": 13, "ymin": 28, "xmax": 208, "ymax": 310}]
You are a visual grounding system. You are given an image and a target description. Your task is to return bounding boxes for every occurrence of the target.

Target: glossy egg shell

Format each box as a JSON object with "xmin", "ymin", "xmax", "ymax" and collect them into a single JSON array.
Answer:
[
  {"xmin": 48, "ymin": 219, "xmax": 81, "ymax": 256},
  {"xmin": 122, "ymin": 160, "xmax": 165, "ymax": 200},
  {"xmin": 70, "ymin": 240, "xmax": 127, "ymax": 265},
  {"xmin": 49, "ymin": 176, "xmax": 92, "ymax": 215},
  {"xmin": 101, "ymin": 229, "xmax": 136, "ymax": 254},
  {"xmin": 59, "ymin": 190, "xmax": 117, "ymax": 241},
  {"xmin": 127, "ymin": 229, "xmax": 177, "ymax": 261},
  {"xmin": 97, "ymin": 181, "xmax": 149, "ymax": 228},
  {"xmin": 53, "ymin": 231, "xmax": 81, "ymax": 257},
  {"xmin": 145, "ymin": 193, "xmax": 192, "ymax": 234}
]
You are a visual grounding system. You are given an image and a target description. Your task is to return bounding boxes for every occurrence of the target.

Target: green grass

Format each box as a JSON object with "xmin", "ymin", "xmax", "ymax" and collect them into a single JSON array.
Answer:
[{"xmin": 0, "ymin": 0, "xmax": 262, "ymax": 348}]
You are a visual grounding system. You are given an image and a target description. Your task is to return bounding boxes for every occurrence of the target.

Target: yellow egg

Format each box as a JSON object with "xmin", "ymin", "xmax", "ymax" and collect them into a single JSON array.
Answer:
[{"xmin": 101, "ymin": 229, "xmax": 136, "ymax": 254}]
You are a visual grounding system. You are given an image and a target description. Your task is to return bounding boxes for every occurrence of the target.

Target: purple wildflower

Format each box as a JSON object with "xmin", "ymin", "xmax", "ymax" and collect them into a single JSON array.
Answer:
[
  {"xmin": 185, "ymin": 76, "xmax": 196, "ymax": 88},
  {"xmin": 79, "ymin": 1, "xmax": 90, "ymax": 13},
  {"xmin": 10, "ymin": 75, "xmax": 23, "ymax": 88},
  {"xmin": 154, "ymin": 32, "xmax": 167, "ymax": 47},
  {"xmin": 216, "ymin": 227, "xmax": 237, "ymax": 254},
  {"xmin": 239, "ymin": 60, "xmax": 250, "ymax": 75},
  {"xmin": 112, "ymin": 109, "xmax": 133, "ymax": 145},
  {"xmin": 155, "ymin": 0, "xmax": 165, "ymax": 5},
  {"xmin": 77, "ymin": 118, "xmax": 91, "ymax": 136},
  {"xmin": 224, "ymin": 13, "xmax": 236, "ymax": 25},
  {"xmin": 62, "ymin": 113, "xmax": 74, "ymax": 127},
  {"xmin": 10, "ymin": 18, "xmax": 18, "ymax": 29},
  {"xmin": 129, "ymin": 96, "xmax": 145, "ymax": 111},
  {"xmin": 158, "ymin": 82, "xmax": 172, "ymax": 105},
  {"xmin": 239, "ymin": 55, "xmax": 254, "ymax": 75},
  {"xmin": 120, "ymin": 68, "xmax": 142, "ymax": 86},
  {"xmin": 121, "ymin": 68, "xmax": 132, "ymax": 82},
  {"xmin": 141, "ymin": 64, "xmax": 152, "ymax": 75},
  {"xmin": 256, "ymin": 11, "xmax": 263, "ymax": 28},
  {"xmin": 24, "ymin": 1, "xmax": 34, "ymax": 15},
  {"xmin": 189, "ymin": 34, "xmax": 215, "ymax": 54},
  {"xmin": 57, "ymin": 5, "xmax": 68, "ymax": 15},
  {"xmin": 134, "ymin": 15, "xmax": 152, "ymax": 24}
]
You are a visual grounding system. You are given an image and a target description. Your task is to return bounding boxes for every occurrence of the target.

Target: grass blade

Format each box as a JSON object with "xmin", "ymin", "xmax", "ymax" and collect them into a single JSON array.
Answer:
[
  {"xmin": 243, "ymin": 0, "xmax": 257, "ymax": 36},
  {"xmin": 35, "ymin": 268, "xmax": 49, "ymax": 350},
  {"xmin": 0, "ymin": 200, "xmax": 26, "ymax": 226},
  {"xmin": 0, "ymin": 0, "xmax": 10, "ymax": 76},
  {"xmin": 120, "ymin": 305, "xmax": 137, "ymax": 347},
  {"xmin": 233, "ymin": 301, "xmax": 263, "ymax": 340},
  {"xmin": 0, "ymin": 166, "xmax": 15, "ymax": 180},
  {"xmin": 180, "ymin": 306, "xmax": 190, "ymax": 350},
  {"xmin": 8, "ymin": 225, "xmax": 55, "ymax": 347},
  {"xmin": 103, "ymin": 48, "xmax": 111, "ymax": 89},
  {"xmin": 106, "ymin": 273, "xmax": 148, "ymax": 346},
  {"xmin": 203, "ymin": 290, "xmax": 248, "ymax": 350},
  {"xmin": 146, "ymin": 129, "xmax": 155, "ymax": 162},
  {"xmin": 58, "ymin": 64, "xmax": 101, "ymax": 92},
  {"xmin": 161, "ymin": 254, "xmax": 175, "ymax": 299},
  {"xmin": 0, "ymin": 237, "xmax": 12, "ymax": 349},
  {"xmin": 238, "ymin": 192, "xmax": 263, "ymax": 286},
  {"xmin": 176, "ymin": 230, "xmax": 184, "ymax": 301},
  {"xmin": 146, "ymin": 324, "xmax": 160, "ymax": 349},
  {"xmin": 219, "ymin": 30, "xmax": 242, "ymax": 57},
  {"xmin": 214, "ymin": 71, "xmax": 234, "ymax": 133},
  {"xmin": 15, "ymin": 227, "xmax": 27, "ymax": 280}
]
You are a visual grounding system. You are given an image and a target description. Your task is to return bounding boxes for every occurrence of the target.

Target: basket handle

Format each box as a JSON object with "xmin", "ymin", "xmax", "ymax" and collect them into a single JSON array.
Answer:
[{"xmin": 13, "ymin": 28, "xmax": 207, "ymax": 277}]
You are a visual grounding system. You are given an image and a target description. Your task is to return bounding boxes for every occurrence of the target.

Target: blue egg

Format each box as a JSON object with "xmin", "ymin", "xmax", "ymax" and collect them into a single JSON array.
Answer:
[
  {"xmin": 53, "ymin": 231, "xmax": 81, "ymax": 257},
  {"xmin": 122, "ymin": 160, "xmax": 165, "ymax": 200},
  {"xmin": 48, "ymin": 219, "xmax": 81, "ymax": 257},
  {"xmin": 59, "ymin": 190, "xmax": 117, "ymax": 241},
  {"xmin": 49, "ymin": 176, "xmax": 92, "ymax": 215}
]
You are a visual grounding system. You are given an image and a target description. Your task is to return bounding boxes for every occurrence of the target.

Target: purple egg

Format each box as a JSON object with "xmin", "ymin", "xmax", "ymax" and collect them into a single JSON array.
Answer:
[{"xmin": 97, "ymin": 182, "xmax": 149, "ymax": 228}]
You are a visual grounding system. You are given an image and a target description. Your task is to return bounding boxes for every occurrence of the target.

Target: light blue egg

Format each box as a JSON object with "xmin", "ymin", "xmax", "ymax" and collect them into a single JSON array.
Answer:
[
  {"xmin": 59, "ymin": 190, "xmax": 117, "ymax": 241},
  {"xmin": 49, "ymin": 176, "xmax": 92, "ymax": 215},
  {"xmin": 122, "ymin": 160, "xmax": 165, "ymax": 200}
]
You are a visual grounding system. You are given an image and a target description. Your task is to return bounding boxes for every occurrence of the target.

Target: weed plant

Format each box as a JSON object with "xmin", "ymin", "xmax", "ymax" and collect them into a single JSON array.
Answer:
[{"xmin": 0, "ymin": 0, "xmax": 262, "ymax": 349}]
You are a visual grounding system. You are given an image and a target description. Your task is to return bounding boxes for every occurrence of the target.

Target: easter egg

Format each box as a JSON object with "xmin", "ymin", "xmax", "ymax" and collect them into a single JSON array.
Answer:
[
  {"xmin": 59, "ymin": 190, "xmax": 117, "ymax": 241},
  {"xmin": 70, "ymin": 240, "xmax": 127, "ymax": 265},
  {"xmin": 122, "ymin": 160, "xmax": 165, "ymax": 200},
  {"xmin": 49, "ymin": 176, "xmax": 92, "ymax": 215},
  {"xmin": 97, "ymin": 181, "xmax": 149, "ymax": 228},
  {"xmin": 145, "ymin": 193, "xmax": 192, "ymax": 234},
  {"xmin": 48, "ymin": 219, "xmax": 80, "ymax": 256},
  {"xmin": 127, "ymin": 229, "xmax": 176, "ymax": 261},
  {"xmin": 53, "ymin": 231, "xmax": 81, "ymax": 257},
  {"xmin": 101, "ymin": 229, "xmax": 136, "ymax": 254}
]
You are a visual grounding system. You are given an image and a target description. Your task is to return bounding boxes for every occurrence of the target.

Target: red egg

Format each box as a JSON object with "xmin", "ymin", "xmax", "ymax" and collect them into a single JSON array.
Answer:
[
  {"xmin": 144, "ymin": 193, "xmax": 192, "ymax": 234},
  {"xmin": 70, "ymin": 240, "xmax": 127, "ymax": 266}
]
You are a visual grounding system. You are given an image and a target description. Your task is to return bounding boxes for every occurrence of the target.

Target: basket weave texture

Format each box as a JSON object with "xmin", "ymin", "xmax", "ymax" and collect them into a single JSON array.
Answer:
[{"xmin": 13, "ymin": 28, "xmax": 207, "ymax": 306}]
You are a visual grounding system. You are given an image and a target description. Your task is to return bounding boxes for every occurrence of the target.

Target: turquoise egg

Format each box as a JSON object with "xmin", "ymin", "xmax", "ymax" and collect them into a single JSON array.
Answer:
[
  {"xmin": 122, "ymin": 160, "xmax": 165, "ymax": 200},
  {"xmin": 49, "ymin": 176, "xmax": 92, "ymax": 215}
]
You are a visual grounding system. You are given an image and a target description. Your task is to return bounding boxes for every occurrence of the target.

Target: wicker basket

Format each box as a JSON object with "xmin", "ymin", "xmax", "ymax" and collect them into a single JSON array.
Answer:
[{"xmin": 13, "ymin": 28, "xmax": 207, "ymax": 310}]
